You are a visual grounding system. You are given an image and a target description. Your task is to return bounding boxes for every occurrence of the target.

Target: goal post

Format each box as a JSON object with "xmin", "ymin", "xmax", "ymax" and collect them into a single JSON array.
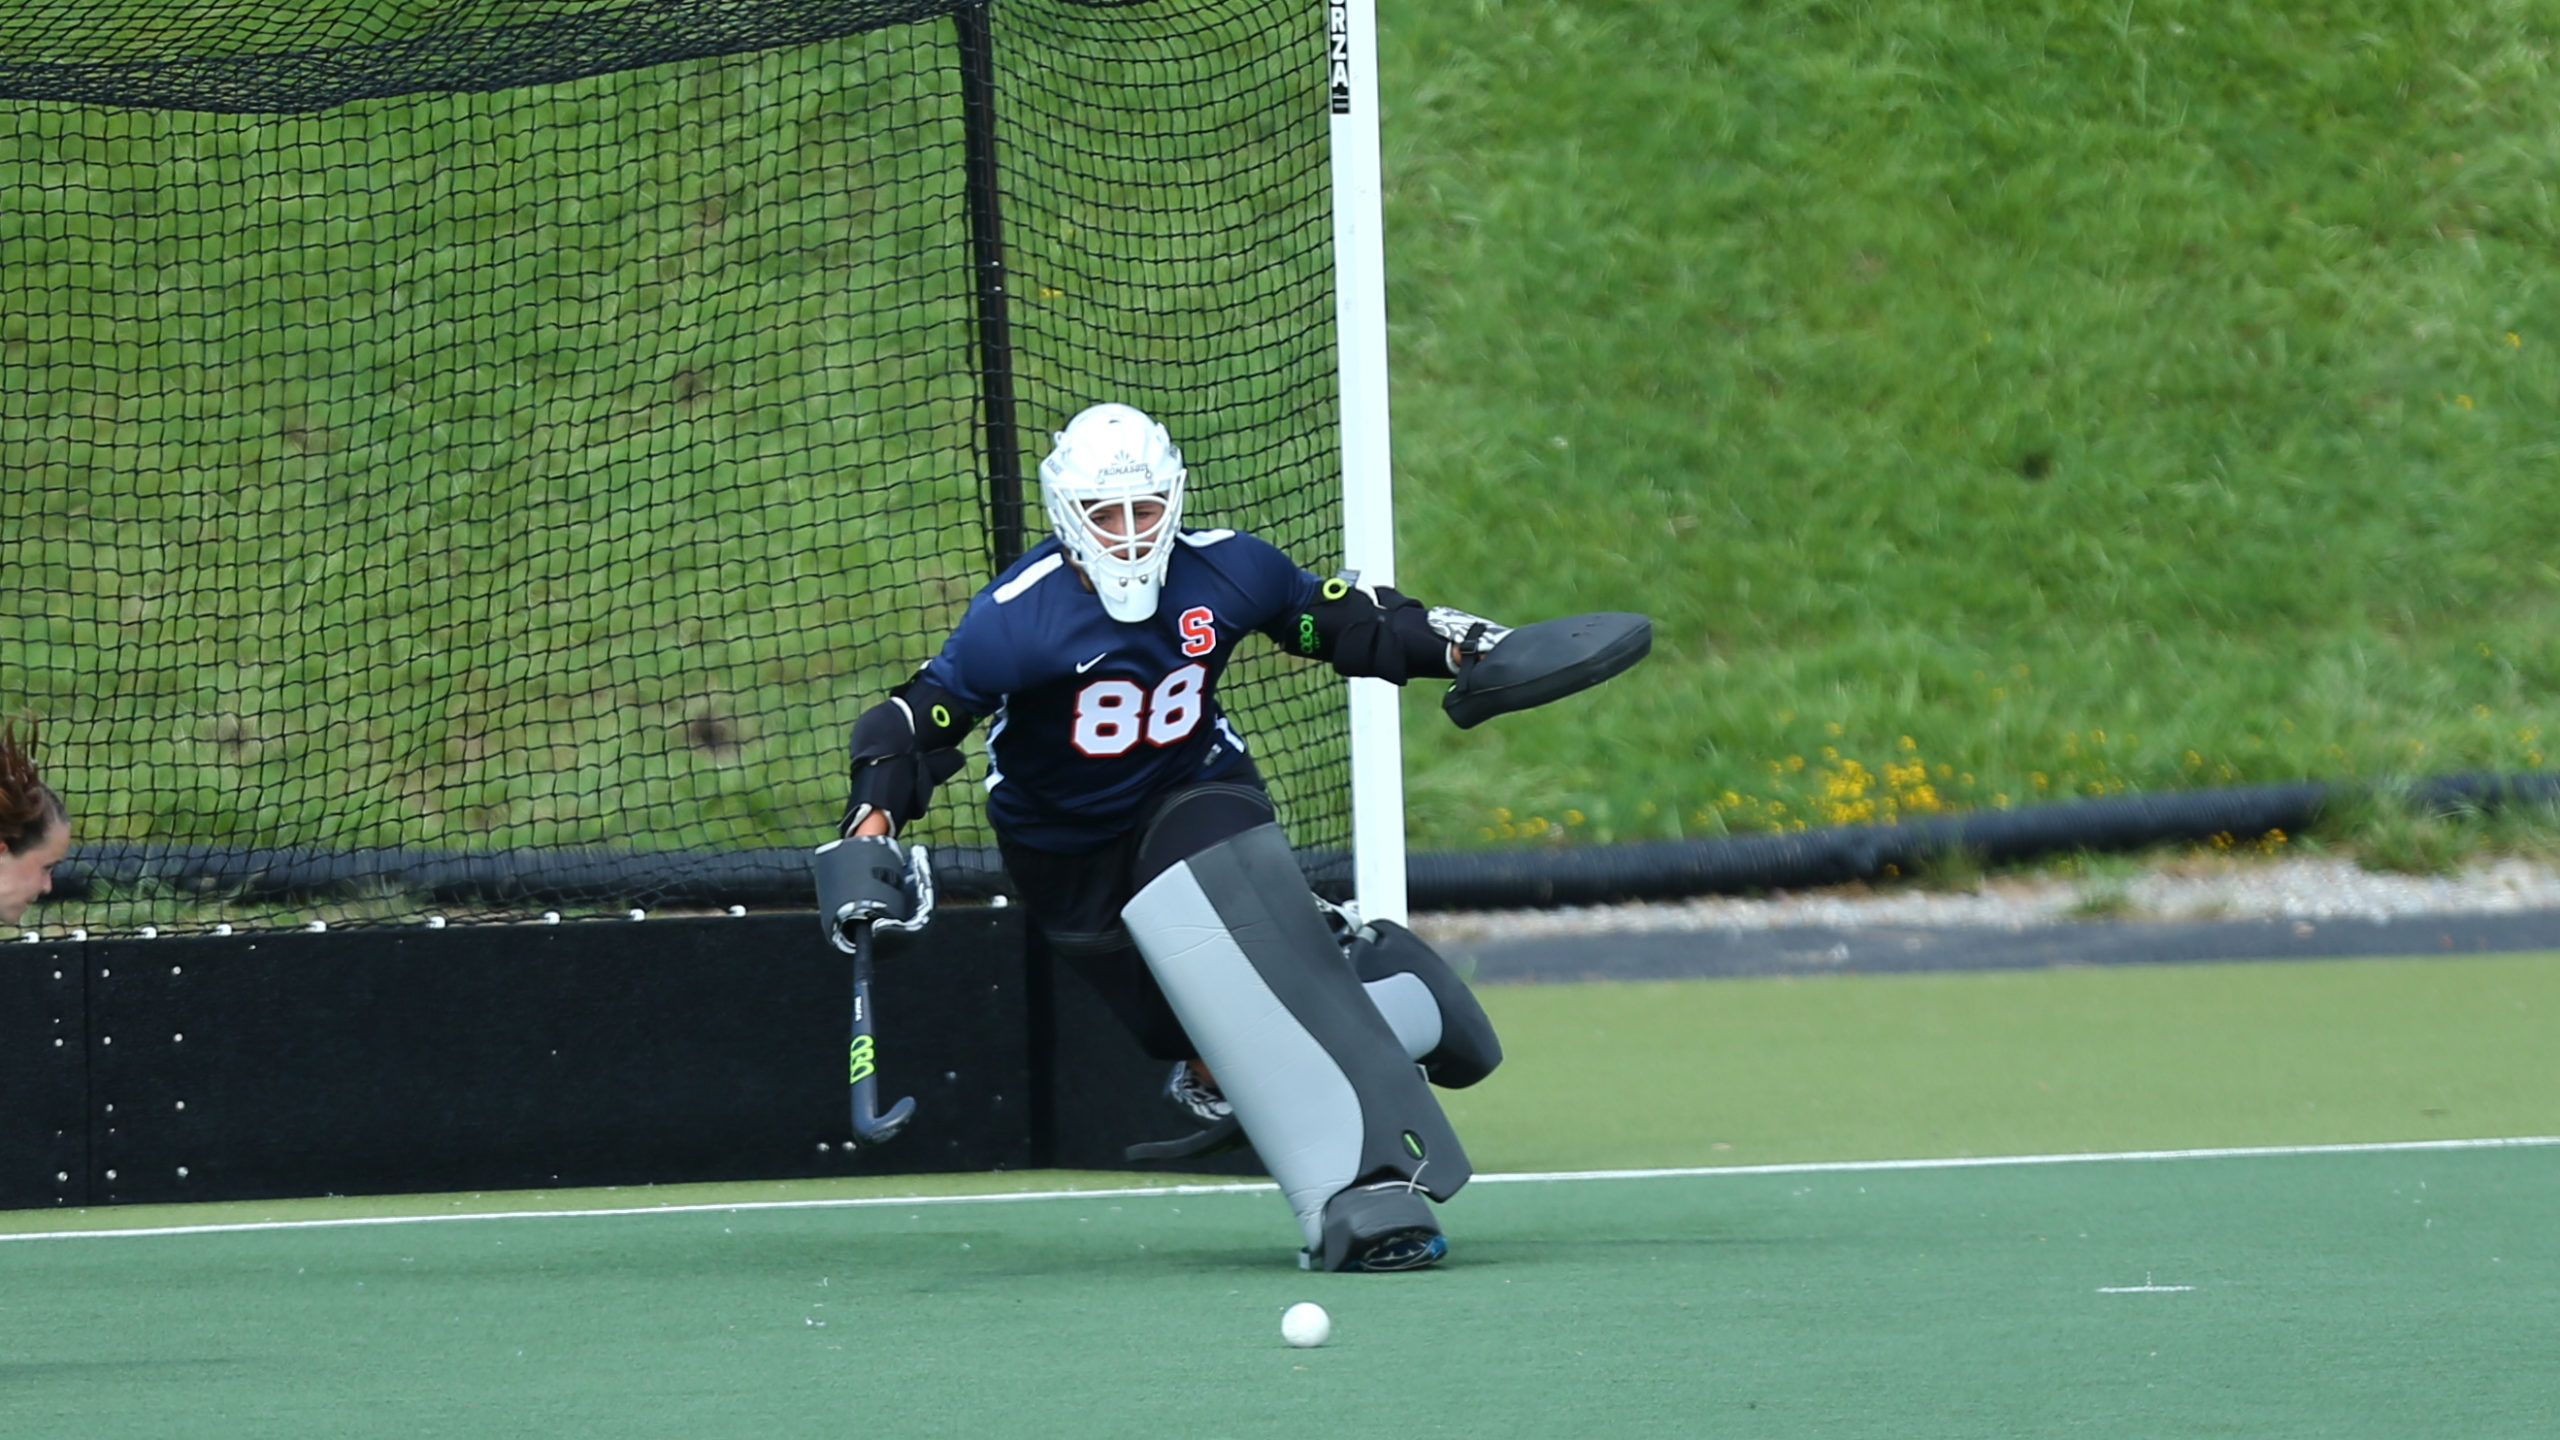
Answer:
[{"xmin": 1326, "ymin": 0, "xmax": 1409, "ymax": 928}]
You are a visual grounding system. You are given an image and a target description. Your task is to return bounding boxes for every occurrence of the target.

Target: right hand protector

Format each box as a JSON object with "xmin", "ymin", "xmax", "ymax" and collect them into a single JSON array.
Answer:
[{"xmin": 812, "ymin": 835, "xmax": 937, "ymax": 954}]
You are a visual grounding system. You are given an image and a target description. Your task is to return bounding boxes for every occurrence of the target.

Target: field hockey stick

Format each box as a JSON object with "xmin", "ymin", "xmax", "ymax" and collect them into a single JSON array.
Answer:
[
  {"xmin": 814, "ymin": 840, "xmax": 936, "ymax": 1147},
  {"xmin": 846, "ymin": 916, "xmax": 915, "ymax": 1144}
]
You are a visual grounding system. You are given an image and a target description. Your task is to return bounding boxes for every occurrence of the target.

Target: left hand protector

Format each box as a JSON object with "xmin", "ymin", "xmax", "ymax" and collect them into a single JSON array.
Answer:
[
  {"xmin": 812, "ymin": 835, "xmax": 937, "ymax": 954},
  {"xmin": 1442, "ymin": 611, "xmax": 1654, "ymax": 729}
]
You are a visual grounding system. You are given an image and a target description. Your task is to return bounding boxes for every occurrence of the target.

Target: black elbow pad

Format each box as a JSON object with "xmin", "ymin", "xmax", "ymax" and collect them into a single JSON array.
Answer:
[
  {"xmin": 887, "ymin": 676, "xmax": 975, "ymax": 750},
  {"xmin": 841, "ymin": 680, "xmax": 974, "ymax": 833},
  {"xmin": 1277, "ymin": 574, "xmax": 1450, "ymax": 684}
]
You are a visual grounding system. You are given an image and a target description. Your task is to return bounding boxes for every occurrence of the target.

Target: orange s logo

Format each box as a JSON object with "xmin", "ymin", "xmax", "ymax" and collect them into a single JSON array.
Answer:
[{"xmin": 1178, "ymin": 606, "xmax": 1217, "ymax": 658}]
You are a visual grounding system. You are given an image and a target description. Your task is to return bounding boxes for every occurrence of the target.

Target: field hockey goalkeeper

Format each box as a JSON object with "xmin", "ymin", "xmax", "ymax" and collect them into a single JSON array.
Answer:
[{"xmin": 828, "ymin": 402, "xmax": 1649, "ymax": 1271}]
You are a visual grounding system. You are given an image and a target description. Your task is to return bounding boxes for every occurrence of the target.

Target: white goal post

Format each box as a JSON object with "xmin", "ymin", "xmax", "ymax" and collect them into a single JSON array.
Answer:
[{"xmin": 1327, "ymin": 0, "xmax": 1408, "ymax": 925}]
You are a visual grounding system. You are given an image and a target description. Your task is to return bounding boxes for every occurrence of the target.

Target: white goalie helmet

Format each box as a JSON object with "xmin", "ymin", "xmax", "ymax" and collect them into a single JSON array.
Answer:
[{"xmin": 1039, "ymin": 402, "xmax": 1187, "ymax": 622}]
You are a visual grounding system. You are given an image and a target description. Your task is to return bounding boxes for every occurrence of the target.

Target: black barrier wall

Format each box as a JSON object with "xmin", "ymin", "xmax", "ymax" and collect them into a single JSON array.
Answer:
[
  {"xmin": 0, "ymin": 947, "xmax": 86, "ymax": 1208},
  {"xmin": 4, "ymin": 906, "xmax": 1274, "ymax": 1211},
  {"xmin": 3, "ymin": 909, "xmax": 1033, "ymax": 1210},
  {"xmin": 1032, "ymin": 931, "xmax": 1262, "ymax": 1179}
]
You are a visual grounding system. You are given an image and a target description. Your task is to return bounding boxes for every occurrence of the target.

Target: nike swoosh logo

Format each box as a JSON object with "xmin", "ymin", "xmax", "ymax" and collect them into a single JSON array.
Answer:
[{"xmin": 1075, "ymin": 652, "xmax": 1110, "ymax": 673}]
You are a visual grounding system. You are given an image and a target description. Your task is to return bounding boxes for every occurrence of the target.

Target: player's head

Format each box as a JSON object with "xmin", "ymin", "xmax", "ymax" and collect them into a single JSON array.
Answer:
[
  {"xmin": 0, "ymin": 719, "xmax": 69, "ymax": 926},
  {"xmin": 1039, "ymin": 402, "xmax": 1186, "ymax": 622}
]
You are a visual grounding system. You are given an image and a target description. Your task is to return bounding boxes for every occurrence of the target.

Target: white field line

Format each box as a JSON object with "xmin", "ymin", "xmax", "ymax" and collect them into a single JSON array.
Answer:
[
  {"xmin": 1470, "ymin": 1133, "xmax": 2560, "ymax": 1185},
  {"xmin": 2097, "ymin": 1285, "xmax": 2196, "ymax": 1293},
  {"xmin": 3, "ymin": 1134, "xmax": 2552, "ymax": 1245}
]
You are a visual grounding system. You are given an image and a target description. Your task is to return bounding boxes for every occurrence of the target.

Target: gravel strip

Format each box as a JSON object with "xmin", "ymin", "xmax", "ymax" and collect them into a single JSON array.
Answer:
[{"xmin": 1409, "ymin": 853, "xmax": 2560, "ymax": 946}]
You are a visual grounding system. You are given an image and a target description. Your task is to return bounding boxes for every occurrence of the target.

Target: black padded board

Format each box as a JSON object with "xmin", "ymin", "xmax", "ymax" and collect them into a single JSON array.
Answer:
[
  {"xmin": 62, "ymin": 908, "xmax": 1029, "ymax": 1206},
  {"xmin": 0, "ymin": 944, "xmax": 87, "ymax": 1209}
]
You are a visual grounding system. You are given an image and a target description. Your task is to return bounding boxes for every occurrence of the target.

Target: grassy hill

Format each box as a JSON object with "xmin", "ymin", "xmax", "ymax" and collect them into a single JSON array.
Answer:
[{"xmin": 1382, "ymin": 0, "xmax": 2560, "ymax": 849}]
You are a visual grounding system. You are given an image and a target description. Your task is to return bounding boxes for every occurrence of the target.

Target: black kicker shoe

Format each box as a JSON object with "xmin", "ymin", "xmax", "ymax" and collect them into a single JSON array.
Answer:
[
  {"xmin": 1308, "ymin": 1180, "xmax": 1448, "ymax": 1272},
  {"xmin": 1299, "ymin": 1230, "xmax": 1450, "ymax": 1273},
  {"xmin": 1345, "ymin": 1230, "xmax": 1449, "ymax": 1272}
]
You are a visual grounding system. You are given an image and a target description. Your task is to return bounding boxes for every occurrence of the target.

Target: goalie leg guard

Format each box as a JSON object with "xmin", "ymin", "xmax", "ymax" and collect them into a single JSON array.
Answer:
[
  {"xmin": 1351, "ymin": 921, "xmax": 1503, "ymax": 1089},
  {"xmin": 1122, "ymin": 820, "xmax": 1470, "ymax": 1267}
]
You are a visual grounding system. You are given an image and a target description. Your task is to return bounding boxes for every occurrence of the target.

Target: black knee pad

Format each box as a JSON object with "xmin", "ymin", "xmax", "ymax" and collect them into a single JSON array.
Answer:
[{"xmin": 1132, "ymin": 780, "xmax": 1276, "ymax": 888}]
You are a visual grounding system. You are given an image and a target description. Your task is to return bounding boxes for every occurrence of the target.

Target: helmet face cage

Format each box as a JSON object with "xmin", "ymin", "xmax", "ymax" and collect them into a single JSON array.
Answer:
[
  {"xmin": 1070, "ymin": 486, "xmax": 1181, "ymax": 566},
  {"xmin": 1038, "ymin": 404, "xmax": 1187, "ymax": 622}
]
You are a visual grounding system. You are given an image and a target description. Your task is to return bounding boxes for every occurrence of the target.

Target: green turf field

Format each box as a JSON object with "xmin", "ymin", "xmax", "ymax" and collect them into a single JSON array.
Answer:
[
  {"xmin": 5, "ymin": 1146, "xmax": 2553, "ymax": 1437},
  {"xmin": 6, "ymin": 952, "xmax": 2556, "ymax": 1435},
  {"xmin": 1450, "ymin": 947, "xmax": 2560, "ymax": 1171}
]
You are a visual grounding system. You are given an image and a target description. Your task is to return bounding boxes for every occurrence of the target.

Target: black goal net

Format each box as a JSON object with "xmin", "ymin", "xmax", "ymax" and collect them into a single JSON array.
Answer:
[{"xmin": 3, "ymin": 0, "xmax": 1347, "ymax": 932}]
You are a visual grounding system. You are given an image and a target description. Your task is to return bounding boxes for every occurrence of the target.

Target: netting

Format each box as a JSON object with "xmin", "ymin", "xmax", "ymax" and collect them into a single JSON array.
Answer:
[{"xmin": 3, "ymin": 0, "xmax": 1346, "ymax": 933}]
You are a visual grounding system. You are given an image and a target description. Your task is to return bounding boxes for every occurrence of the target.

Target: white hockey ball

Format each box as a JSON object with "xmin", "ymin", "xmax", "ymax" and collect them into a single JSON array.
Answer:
[{"xmin": 1280, "ymin": 1301, "xmax": 1330, "ymax": 1348}]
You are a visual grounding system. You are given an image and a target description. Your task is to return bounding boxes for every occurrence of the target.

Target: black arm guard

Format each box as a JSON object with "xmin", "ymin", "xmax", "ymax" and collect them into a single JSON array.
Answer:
[
  {"xmin": 1266, "ymin": 573, "xmax": 1456, "ymax": 684},
  {"xmin": 839, "ymin": 677, "xmax": 974, "ymax": 835}
]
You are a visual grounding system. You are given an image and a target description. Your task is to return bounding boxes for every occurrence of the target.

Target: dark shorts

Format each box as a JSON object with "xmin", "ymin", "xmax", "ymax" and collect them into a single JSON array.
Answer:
[{"xmin": 999, "ymin": 766, "xmax": 1277, "ymax": 1061}]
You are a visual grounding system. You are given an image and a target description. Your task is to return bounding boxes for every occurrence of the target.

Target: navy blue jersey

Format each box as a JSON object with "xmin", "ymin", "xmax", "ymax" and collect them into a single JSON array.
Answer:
[{"xmin": 922, "ymin": 529, "xmax": 1321, "ymax": 850}]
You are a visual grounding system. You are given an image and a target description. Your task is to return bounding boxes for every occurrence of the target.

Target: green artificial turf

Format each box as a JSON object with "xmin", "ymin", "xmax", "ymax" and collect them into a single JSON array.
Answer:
[
  {"xmin": 5, "ymin": 950, "xmax": 2555, "ymax": 1434},
  {"xmin": 3, "ymin": 1147, "xmax": 2554, "ymax": 1438},
  {"xmin": 1449, "ymin": 950, "xmax": 2560, "ymax": 1172}
]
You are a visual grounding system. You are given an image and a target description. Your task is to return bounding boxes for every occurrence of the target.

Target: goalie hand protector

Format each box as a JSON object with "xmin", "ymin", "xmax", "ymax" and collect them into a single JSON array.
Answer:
[
  {"xmin": 811, "ymin": 836, "xmax": 937, "ymax": 954},
  {"xmin": 838, "ymin": 679, "xmax": 973, "ymax": 836},
  {"xmin": 1443, "ymin": 611, "xmax": 1653, "ymax": 729}
]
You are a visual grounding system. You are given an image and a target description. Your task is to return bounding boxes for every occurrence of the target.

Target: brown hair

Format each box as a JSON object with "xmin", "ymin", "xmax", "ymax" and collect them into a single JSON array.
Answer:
[{"xmin": 0, "ymin": 718, "xmax": 67, "ymax": 856}]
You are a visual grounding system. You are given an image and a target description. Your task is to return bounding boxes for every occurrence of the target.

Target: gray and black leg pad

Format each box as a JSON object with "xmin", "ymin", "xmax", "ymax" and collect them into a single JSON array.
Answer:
[
  {"xmin": 1351, "ymin": 921, "xmax": 1503, "ymax": 1089},
  {"xmin": 1122, "ymin": 822, "xmax": 1470, "ymax": 1261},
  {"xmin": 1443, "ymin": 611, "xmax": 1653, "ymax": 729}
]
